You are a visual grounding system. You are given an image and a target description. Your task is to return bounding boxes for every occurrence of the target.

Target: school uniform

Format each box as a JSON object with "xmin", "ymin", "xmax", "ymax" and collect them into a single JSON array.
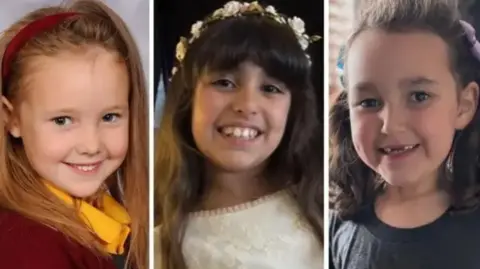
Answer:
[{"xmin": 0, "ymin": 183, "xmax": 131, "ymax": 269}]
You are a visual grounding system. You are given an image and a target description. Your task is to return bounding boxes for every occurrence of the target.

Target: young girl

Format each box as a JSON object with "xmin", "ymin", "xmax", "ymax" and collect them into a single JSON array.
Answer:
[
  {"xmin": 154, "ymin": 1, "xmax": 323, "ymax": 268},
  {"xmin": 330, "ymin": 0, "xmax": 480, "ymax": 268},
  {"xmin": 0, "ymin": 1, "xmax": 148, "ymax": 269}
]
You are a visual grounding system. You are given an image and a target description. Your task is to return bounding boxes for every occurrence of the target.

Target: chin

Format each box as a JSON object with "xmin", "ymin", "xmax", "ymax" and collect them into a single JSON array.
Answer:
[
  {"xmin": 62, "ymin": 182, "xmax": 105, "ymax": 199},
  {"xmin": 214, "ymin": 159, "xmax": 262, "ymax": 173}
]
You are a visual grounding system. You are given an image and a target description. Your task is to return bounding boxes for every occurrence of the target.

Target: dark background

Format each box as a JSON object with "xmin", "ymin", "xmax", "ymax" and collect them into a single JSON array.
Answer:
[
  {"xmin": 153, "ymin": 0, "xmax": 325, "ymax": 101},
  {"xmin": 466, "ymin": 1, "xmax": 480, "ymax": 29}
]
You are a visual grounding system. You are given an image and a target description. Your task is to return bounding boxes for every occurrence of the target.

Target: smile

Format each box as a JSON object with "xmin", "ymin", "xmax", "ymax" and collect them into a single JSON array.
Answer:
[
  {"xmin": 218, "ymin": 126, "xmax": 262, "ymax": 140},
  {"xmin": 64, "ymin": 161, "xmax": 103, "ymax": 174},
  {"xmin": 379, "ymin": 144, "xmax": 419, "ymax": 155}
]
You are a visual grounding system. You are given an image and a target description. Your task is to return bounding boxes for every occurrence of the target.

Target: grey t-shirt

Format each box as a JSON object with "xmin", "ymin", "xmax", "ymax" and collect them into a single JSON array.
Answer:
[{"xmin": 330, "ymin": 205, "xmax": 480, "ymax": 269}]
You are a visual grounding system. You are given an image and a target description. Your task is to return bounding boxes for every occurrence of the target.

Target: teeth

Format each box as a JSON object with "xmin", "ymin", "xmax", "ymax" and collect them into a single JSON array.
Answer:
[
  {"xmin": 73, "ymin": 165, "xmax": 97, "ymax": 171},
  {"xmin": 383, "ymin": 145, "xmax": 416, "ymax": 154},
  {"xmin": 220, "ymin": 127, "xmax": 259, "ymax": 140},
  {"xmin": 234, "ymin": 128, "xmax": 242, "ymax": 137}
]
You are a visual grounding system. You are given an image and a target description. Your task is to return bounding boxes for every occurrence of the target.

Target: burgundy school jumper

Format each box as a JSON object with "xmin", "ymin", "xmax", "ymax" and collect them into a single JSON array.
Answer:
[{"xmin": 0, "ymin": 209, "xmax": 119, "ymax": 269}]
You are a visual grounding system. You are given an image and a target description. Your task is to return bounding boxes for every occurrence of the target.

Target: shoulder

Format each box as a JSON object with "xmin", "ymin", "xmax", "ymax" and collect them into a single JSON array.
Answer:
[
  {"xmin": 329, "ymin": 210, "xmax": 344, "ymax": 239},
  {"xmin": 0, "ymin": 209, "xmax": 76, "ymax": 268},
  {"xmin": 329, "ymin": 210, "xmax": 368, "ymax": 269},
  {"xmin": 329, "ymin": 209, "xmax": 365, "ymax": 250},
  {"xmin": 329, "ymin": 207, "xmax": 372, "ymax": 233},
  {"xmin": 0, "ymin": 208, "xmax": 67, "ymax": 241}
]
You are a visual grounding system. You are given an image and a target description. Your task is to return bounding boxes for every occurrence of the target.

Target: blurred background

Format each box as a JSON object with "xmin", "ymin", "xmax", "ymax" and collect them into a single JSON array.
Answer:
[
  {"xmin": 0, "ymin": 0, "xmax": 150, "ymax": 86},
  {"xmin": 328, "ymin": 0, "xmax": 479, "ymax": 95}
]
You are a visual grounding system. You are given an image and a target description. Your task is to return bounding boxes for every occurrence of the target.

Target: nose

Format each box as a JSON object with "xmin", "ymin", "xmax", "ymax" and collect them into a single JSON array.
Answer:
[
  {"xmin": 77, "ymin": 125, "xmax": 101, "ymax": 155},
  {"xmin": 232, "ymin": 85, "xmax": 259, "ymax": 116},
  {"xmin": 380, "ymin": 104, "xmax": 407, "ymax": 134}
]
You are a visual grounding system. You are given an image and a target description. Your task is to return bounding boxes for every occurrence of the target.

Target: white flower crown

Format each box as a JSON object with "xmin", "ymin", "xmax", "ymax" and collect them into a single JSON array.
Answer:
[{"xmin": 172, "ymin": 1, "xmax": 321, "ymax": 76}]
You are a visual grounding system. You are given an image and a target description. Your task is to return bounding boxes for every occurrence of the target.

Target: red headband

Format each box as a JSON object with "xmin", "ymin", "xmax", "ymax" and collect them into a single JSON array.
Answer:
[{"xmin": 1, "ymin": 12, "xmax": 79, "ymax": 92}]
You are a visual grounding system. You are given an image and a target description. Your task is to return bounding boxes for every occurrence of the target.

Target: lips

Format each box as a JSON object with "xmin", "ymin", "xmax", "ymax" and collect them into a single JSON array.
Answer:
[{"xmin": 64, "ymin": 161, "xmax": 103, "ymax": 173}]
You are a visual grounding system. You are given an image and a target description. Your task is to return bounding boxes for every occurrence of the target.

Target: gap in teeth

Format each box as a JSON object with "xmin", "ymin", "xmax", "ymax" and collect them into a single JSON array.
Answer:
[
  {"xmin": 384, "ymin": 145, "xmax": 416, "ymax": 154},
  {"xmin": 221, "ymin": 127, "xmax": 258, "ymax": 139}
]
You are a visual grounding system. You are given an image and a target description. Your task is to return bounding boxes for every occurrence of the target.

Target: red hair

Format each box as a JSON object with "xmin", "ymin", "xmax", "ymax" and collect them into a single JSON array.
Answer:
[{"xmin": 0, "ymin": 1, "xmax": 148, "ymax": 268}]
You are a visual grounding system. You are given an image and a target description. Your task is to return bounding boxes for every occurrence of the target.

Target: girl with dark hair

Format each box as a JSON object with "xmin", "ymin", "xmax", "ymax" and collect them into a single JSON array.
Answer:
[
  {"xmin": 330, "ymin": 0, "xmax": 480, "ymax": 268},
  {"xmin": 154, "ymin": 1, "xmax": 323, "ymax": 268}
]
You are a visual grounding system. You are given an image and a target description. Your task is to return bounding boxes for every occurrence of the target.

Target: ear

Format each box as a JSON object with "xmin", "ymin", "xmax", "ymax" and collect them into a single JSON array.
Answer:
[
  {"xmin": 455, "ymin": 81, "xmax": 479, "ymax": 130},
  {"xmin": 1, "ymin": 96, "xmax": 21, "ymax": 138}
]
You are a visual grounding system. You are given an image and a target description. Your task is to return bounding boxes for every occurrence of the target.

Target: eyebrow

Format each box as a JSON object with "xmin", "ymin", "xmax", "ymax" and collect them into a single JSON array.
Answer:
[
  {"xmin": 398, "ymin": 77, "xmax": 437, "ymax": 89},
  {"xmin": 103, "ymin": 104, "xmax": 129, "ymax": 111},
  {"xmin": 351, "ymin": 77, "xmax": 437, "ymax": 94},
  {"xmin": 350, "ymin": 81, "xmax": 378, "ymax": 94},
  {"xmin": 45, "ymin": 104, "xmax": 128, "ymax": 115}
]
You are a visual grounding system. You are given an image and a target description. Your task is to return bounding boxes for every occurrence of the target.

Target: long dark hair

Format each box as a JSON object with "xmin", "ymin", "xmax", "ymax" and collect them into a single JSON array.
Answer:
[
  {"xmin": 330, "ymin": 0, "xmax": 480, "ymax": 220},
  {"xmin": 155, "ymin": 13, "xmax": 323, "ymax": 269}
]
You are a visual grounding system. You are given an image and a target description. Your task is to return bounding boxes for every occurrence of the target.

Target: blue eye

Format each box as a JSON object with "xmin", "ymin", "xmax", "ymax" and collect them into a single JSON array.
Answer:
[
  {"xmin": 103, "ymin": 113, "xmax": 120, "ymax": 122},
  {"xmin": 410, "ymin": 92, "xmax": 430, "ymax": 103},
  {"xmin": 52, "ymin": 116, "xmax": 72, "ymax": 126}
]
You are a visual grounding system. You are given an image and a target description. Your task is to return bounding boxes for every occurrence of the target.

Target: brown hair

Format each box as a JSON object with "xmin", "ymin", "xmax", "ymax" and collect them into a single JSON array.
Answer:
[
  {"xmin": 330, "ymin": 0, "xmax": 480, "ymax": 219},
  {"xmin": 0, "ymin": 1, "xmax": 148, "ymax": 268},
  {"xmin": 155, "ymin": 13, "xmax": 323, "ymax": 269}
]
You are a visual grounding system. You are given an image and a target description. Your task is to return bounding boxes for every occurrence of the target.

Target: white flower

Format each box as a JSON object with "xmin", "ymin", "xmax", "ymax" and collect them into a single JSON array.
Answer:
[
  {"xmin": 274, "ymin": 16, "xmax": 286, "ymax": 24},
  {"xmin": 175, "ymin": 40, "xmax": 186, "ymax": 61},
  {"xmin": 299, "ymin": 37, "xmax": 309, "ymax": 50},
  {"xmin": 288, "ymin": 16, "xmax": 305, "ymax": 35},
  {"xmin": 223, "ymin": 1, "xmax": 243, "ymax": 16},
  {"xmin": 241, "ymin": 2, "xmax": 250, "ymax": 11},
  {"xmin": 190, "ymin": 21, "xmax": 203, "ymax": 38},
  {"xmin": 212, "ymin": 8, "xmax": 223, "ymax": 17},
  {"xmin": 265, "ymin": 5, "xmax": 277, "ymax": 15}
]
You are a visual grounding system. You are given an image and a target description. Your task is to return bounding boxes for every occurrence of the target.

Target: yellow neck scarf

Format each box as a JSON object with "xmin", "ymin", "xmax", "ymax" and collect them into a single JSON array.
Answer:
[{"xmin": 46, "ymin": 183, "xmax": 131, "ymax": 255}]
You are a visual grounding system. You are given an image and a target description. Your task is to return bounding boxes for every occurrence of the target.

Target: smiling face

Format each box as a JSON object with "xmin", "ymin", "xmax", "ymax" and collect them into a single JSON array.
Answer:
[
  {"xmin": 191, "ymin": 61, "xmax": 291, "ymax": 174},
  {"xmin": 4, "ymin": 47, "xmax": 129, "ymax": 198},
  {"xmin": 346, "ymin": 29, "xmax": 477, "ymax": 190}
]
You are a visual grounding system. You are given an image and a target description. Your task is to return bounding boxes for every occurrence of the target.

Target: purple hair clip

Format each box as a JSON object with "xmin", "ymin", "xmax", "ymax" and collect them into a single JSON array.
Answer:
[{"xmin": 459, "ymin": 20, "xmax": 480, "ymax": 61}]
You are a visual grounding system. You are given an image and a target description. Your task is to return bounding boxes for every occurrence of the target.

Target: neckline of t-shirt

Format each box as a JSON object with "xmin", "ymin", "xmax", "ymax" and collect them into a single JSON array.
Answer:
[{"xmin": 361, "ymin": 203, "xmax": 450, "ymax": 243}]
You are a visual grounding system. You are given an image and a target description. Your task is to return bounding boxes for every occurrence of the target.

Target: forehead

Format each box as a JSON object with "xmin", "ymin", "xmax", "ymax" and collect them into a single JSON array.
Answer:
[
  {"xmin": 346, "ymin": 29, "xmax": 453, "ymax": 89},
  {"xmin": 22, "ymin": 48, "xmax": 129, "ymax": 110},
  {"xmin": 205, "ymin": 61, "xmax": 263, "ymax": 73}
]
